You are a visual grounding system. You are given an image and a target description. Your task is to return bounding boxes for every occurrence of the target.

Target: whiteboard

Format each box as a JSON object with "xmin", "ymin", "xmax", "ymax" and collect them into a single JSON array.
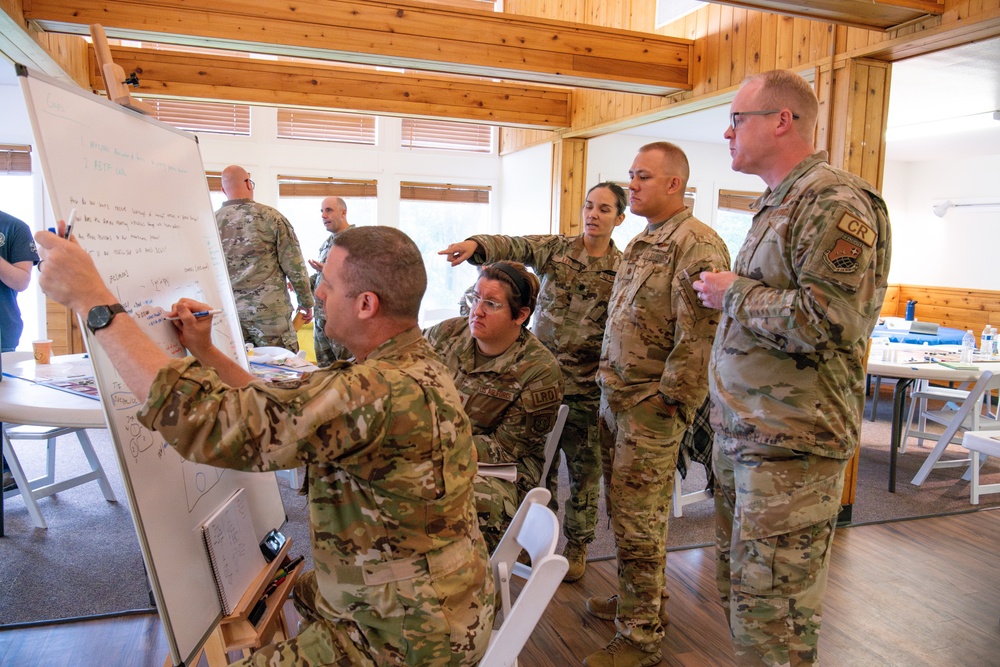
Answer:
[{"xmin": 17, "ymin": 65, "xmax": 286, "ymax": 666}]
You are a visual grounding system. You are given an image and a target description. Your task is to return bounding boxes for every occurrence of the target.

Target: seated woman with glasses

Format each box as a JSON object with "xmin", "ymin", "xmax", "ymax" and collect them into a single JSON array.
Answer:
[{"xmin": 424, "ymin": 261, "xmax": 564, "ymax": 552}]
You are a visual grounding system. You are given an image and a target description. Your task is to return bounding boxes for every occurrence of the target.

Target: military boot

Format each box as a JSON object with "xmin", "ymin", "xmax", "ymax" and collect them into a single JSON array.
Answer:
[
  {"xmin": 582, "ymin": 634, "xmax": 661, "ymax": 667},
  {"xmin": 561, "ymin": 541, "xmax": 587, "ymax": 582},
  {"xmin": 585, "ymin": 595, "xmax": 670, "ymax": 626}
]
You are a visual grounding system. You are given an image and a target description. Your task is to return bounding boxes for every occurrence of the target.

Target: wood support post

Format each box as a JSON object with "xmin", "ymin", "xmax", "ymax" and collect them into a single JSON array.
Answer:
[{"xmin": 550, "ymin": 138, "xmax": 588, "ymax": 236}]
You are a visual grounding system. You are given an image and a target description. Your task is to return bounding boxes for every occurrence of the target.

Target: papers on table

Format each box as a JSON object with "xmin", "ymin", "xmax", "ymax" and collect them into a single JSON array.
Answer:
[{"xmin": 2, "ymin": 355, "xmax": 100, "ymax": 400}]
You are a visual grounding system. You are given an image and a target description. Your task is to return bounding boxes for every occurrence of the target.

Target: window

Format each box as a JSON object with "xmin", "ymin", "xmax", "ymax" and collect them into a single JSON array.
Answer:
[
  {"xmin": 397, "ymin": 183, "xmax": 492, "ymax": 323},
  {"xmin": 656, "ymin": 0, "xmax": 706, "ymax": 27},
  {"xmin": 0, "ymin": 145, "xmax": 32, "ymax": 175},
  {"xmin": 277, "ymin": 109, "xmax": 376, "ymax": 145},
  {"xmin": 715, "ymin": 189, "xmax": 760, "ymax": 264},
  {"xmin": 400, "ymin": 118, "xmax": 494, "ymax": 153},
  {"xmin": 610, "ymin": 186, "xmax": 697, "ymax": 251},
  {"xmin": 137, "ymin": 98, "xmax": 251, "ymax": 136},
  {"xmin": 276, "ymin": 176, "xmax": 379, "ymax": 270}
]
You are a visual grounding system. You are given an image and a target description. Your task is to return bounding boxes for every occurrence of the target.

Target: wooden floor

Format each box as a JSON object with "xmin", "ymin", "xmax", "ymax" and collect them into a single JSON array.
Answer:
[{"xmin": 2, "ymin": 508, "xmax": 999, "ymax": 666}]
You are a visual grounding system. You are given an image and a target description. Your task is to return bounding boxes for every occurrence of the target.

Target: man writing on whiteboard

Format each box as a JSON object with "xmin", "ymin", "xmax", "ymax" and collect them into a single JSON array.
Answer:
[{"xmin": 34, "ymin": 224, "xmax": 495, "ymax": 667}]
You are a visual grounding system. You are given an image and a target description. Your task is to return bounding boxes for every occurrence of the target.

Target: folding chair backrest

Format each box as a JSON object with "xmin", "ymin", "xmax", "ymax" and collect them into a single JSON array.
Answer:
[
  {"xmin": 539, "ymin": 404, "xmax": 570, "ymax": 484},
  {"xmin": 481, "ymin": 488, "xmax": 567, "ymax": 667}
]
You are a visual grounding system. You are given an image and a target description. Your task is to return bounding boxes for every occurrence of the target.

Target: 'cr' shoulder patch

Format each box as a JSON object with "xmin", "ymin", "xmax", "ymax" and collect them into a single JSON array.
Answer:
[{"xmin": 836, "ymin": 212, "xmax": 875, "ymax": 248}]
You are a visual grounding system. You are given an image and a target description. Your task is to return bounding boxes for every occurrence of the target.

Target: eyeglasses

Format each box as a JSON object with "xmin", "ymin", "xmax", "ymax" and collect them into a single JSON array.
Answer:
[
  {"xmin": 245, "ymin": 175, "xmax": 255, "ymax": 189},
  {"xmin": 729, "ymin": 110, "xmax": 799, "ymax": 131},
  {"xmin": 465, "ymin": 292, "xmax": 504, "ymax": 314}
]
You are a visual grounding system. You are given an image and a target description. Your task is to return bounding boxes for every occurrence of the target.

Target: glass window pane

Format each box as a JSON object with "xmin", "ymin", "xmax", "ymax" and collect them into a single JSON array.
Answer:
[
  {"xmin": 276, "ymin": 196, "xmax": 378, "ymax": 272},
  {"xmin": 714, "ymin": 209, "xmax": 753, "ymax": 267},
  {"xmin": 397, "ymin": 200, "xmax": 488, "ymax": 325}
]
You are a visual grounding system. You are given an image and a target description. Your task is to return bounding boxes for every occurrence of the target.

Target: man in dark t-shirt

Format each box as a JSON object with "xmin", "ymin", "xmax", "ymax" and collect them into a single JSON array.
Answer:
[{"xmin": 0, "ymin": 209, "xmax": 40, "ymax": 489}]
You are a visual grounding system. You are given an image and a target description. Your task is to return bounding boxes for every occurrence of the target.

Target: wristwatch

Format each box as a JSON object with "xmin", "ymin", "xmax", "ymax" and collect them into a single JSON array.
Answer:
[{"xmin": 86, "ymin": 303, "xmax": 127, "ymax": 334}]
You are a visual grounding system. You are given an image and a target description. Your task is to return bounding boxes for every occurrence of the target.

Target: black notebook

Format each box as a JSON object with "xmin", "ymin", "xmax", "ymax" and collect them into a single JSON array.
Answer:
[{"xmin": 202, "ymin": 488, "xmax": 266, "ymax": 614}]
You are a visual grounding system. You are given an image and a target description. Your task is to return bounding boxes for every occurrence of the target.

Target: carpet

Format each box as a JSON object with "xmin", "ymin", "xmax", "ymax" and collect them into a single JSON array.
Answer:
[{"xmin": 2, "ymin": 386, "xmax": 998, "ymax": 626}]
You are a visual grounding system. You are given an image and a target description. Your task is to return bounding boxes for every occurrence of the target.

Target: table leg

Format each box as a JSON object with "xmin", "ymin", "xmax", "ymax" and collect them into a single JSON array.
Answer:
[{"xmin": 889, "ymin": 378, "xmax": 915, "ymax": 493}]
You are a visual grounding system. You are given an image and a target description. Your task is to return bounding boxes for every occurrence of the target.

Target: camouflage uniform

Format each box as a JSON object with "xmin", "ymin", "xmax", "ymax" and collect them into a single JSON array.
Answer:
[
  {"xmin": 136, "ymin": 328, "xmax": 495, "ymax": 667},
  {"xmin": 709, "ymin": 152, "xmax": 891, "ymax": 665},
  {"xmin": 311, "ymin": 225, "xmax": 353, "ymax": 366},
  {"xmin": 597, "ymin": 208, "xmax": 730, "ymax": 650},
  {"xmin": 425, "ymin": 317, "xmax": 564, "ymax": 553},
  {"xmin": 465, "ymin": 233, "xmax": 621, "ymax": 546},
  {"xmin": 215, "ymin": 199, "xmax": 314, "ymax": 351}
]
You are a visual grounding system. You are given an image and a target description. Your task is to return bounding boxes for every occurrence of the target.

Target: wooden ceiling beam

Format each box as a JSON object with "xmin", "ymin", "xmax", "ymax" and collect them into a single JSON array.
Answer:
[
  {"xmin": 24, "ymin": 0, "xmax": 692, "ymax": 95},
  {"xmin": 712, "ymin": 0, "xmax": 944, "ymax": 31},
  {"xmin": 92, "ymin": 46, "xmax": 572, "ymax": 129}
]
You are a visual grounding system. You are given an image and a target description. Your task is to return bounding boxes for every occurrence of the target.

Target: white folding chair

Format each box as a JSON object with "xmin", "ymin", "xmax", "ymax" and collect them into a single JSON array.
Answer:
[
  {"xmin": 538, "ymin": 404, "xmax": 569, "ymax": 484},
  {"xmin": 910, "ymin": 370, "xmax": 1000, "ymax": 486},
  {"xmin": 1, "ymin": 351, "xmax": 116, "ymax": 529},
  {"xmin": 480, "ymin": 487, "xmax": 568, "ymax": 667},
  {"xmin": 961, "ymin": 431, "xmax": 1000, "ymax": 505},
  {"xmin": 672, "ymin": 447, "xmax": 712, "ymax": 517},
  {"xmin": 901, "ymin": 379, "xmax": 973, "ymax": 452},
  {"xmin": 3, "ymin": 424, "xmax": 116, "ymax": 529}
]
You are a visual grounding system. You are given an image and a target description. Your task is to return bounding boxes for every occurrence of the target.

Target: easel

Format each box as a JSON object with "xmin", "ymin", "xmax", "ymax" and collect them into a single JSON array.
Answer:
[
  {"xmin": 88, "ymin": 24, "xmax": 154, "ymax": 114},
  {"xmin": 165, "ymin": 536, "xmax": 304, "ymax": 667}
]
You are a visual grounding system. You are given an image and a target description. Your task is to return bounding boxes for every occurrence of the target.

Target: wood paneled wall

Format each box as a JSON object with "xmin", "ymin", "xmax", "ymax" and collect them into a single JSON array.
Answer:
[
  {"xmin": 500, "ymin": 0, "xmax": 1000, "ymax": 152},
  {"xmin": 880, "ymin": 285, "xmax": 1000, "ymax": 334}
]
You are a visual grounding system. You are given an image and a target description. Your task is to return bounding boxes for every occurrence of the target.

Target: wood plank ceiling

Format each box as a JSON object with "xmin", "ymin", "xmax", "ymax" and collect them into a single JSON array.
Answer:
[
  {"xmin": 24, "ymin": 0, "xmax": 692, "ymax": 94},
  {"xmin": 713, "ymin": 0, "xmax": 944, "ymax": 31}
]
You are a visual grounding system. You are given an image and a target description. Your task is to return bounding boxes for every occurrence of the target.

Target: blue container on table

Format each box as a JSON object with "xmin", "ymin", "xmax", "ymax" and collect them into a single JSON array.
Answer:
[{"xmin": 905, "ymin": 299, "xmax": 917, "ymax": 321}]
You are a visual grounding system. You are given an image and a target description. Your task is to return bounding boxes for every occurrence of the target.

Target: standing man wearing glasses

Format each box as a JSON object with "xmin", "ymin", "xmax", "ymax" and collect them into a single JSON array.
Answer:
[
  {"xmin": 693, "ymin": 70, "xmax": 891, "ymax": 665},
  {"xmin": 424, "ymin": 261, "xmax": 564, "ymax": 552},
  {"xmin": 216, "ymin": 164, "xmax": 313, "ymax": 351}
]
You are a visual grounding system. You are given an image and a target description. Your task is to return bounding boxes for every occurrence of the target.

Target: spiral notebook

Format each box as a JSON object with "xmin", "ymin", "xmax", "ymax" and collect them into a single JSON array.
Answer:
[{"xmin": 202, "ymin": 488, "xmax": 266, "ymax": 615}]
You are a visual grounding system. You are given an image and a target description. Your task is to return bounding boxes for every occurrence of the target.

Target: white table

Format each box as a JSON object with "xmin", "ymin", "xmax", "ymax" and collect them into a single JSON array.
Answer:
[
  {"xmin": 867, "ymin": 345, "xmax": 988, "ymax": 492},
  {"xmin": 1, "ymin": 353, "xmax": 112, "ymax": 531}
]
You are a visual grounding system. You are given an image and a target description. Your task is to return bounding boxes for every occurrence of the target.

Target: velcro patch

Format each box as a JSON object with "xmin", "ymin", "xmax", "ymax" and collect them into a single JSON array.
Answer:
[
  {"xmin": 528, "ymin": 386, "xmax": 560, "ymax": 409},
  {"xmin": 478, "ymin": 386, "xmax": 515, "ymax": 402},
  {"xmin": 836, "ymin": 213, "xmax": 875, "ymax": 248},
  {"xmin": 823, "ymin": 237, "xmax": 863, "ymax": 273}
]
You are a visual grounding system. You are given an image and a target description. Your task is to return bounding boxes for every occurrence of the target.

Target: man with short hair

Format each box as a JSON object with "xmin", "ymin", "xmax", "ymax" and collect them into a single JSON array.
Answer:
[
  {"xmin": 0, "ymin": 208, "xmax": 39, "ymax": 490},
  {"xmin": 215, "ymin": 165, "xmax": 313, "ymax": 351},
  {"xmin": 309, "ymin": 196, "xmax": 352, "ymax": 365},
  {"xmin": 34, "ymin": 224, "xmax": 495, "ymax": 667},
  {"xmin": 587, "ymin": 142, "xmax": 730, "ymax": 667},
  {"xmin": 694, "ymin": 70, "xmax": 891, "ymax": 665}
]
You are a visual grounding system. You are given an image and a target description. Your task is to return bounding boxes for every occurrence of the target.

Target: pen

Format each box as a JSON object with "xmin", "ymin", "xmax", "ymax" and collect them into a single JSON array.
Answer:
[
  {"xmin": 283, "ymin": 555, "xmax": 305, "ymax": 572},
  {"xmin": 64, "ymin": 208, "xmax": 77, "ymax": 239},
  {"xmin": 164, "ymin": 308, "xmax": 222, "ymax": 321}
]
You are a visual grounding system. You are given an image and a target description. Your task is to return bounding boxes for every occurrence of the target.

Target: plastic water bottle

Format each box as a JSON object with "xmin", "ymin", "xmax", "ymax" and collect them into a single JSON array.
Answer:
[
  {"xmin": 981, "ymin": 325, "xmax": 992, "ymax": 359},
  {"xmin": 992, "ymin": 327, "xmax": 998, "ymax": 356},
  {"xmin": 962, "ymin": 330, "xmax": 976, "ymax": 363}
]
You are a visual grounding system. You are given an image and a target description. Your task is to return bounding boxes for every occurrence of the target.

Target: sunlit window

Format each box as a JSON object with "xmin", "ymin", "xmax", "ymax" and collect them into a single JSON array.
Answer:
[{"xmin": 396, "ymin": 183, "xmax": 491, "ymax": 325}]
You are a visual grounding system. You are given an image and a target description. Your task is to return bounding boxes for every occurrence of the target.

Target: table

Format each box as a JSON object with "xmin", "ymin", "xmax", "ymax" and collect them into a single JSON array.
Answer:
[
  {"xmin": 0, "ymin": 353, "xmax": 111, "ymax": 533},
  {"xmin": 871, "ymin": 322, "xmax": 966, "ymax": 345},
  {"xmin": 867, "ymin": 346, "xmax": 985, "ymax": 492}
]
